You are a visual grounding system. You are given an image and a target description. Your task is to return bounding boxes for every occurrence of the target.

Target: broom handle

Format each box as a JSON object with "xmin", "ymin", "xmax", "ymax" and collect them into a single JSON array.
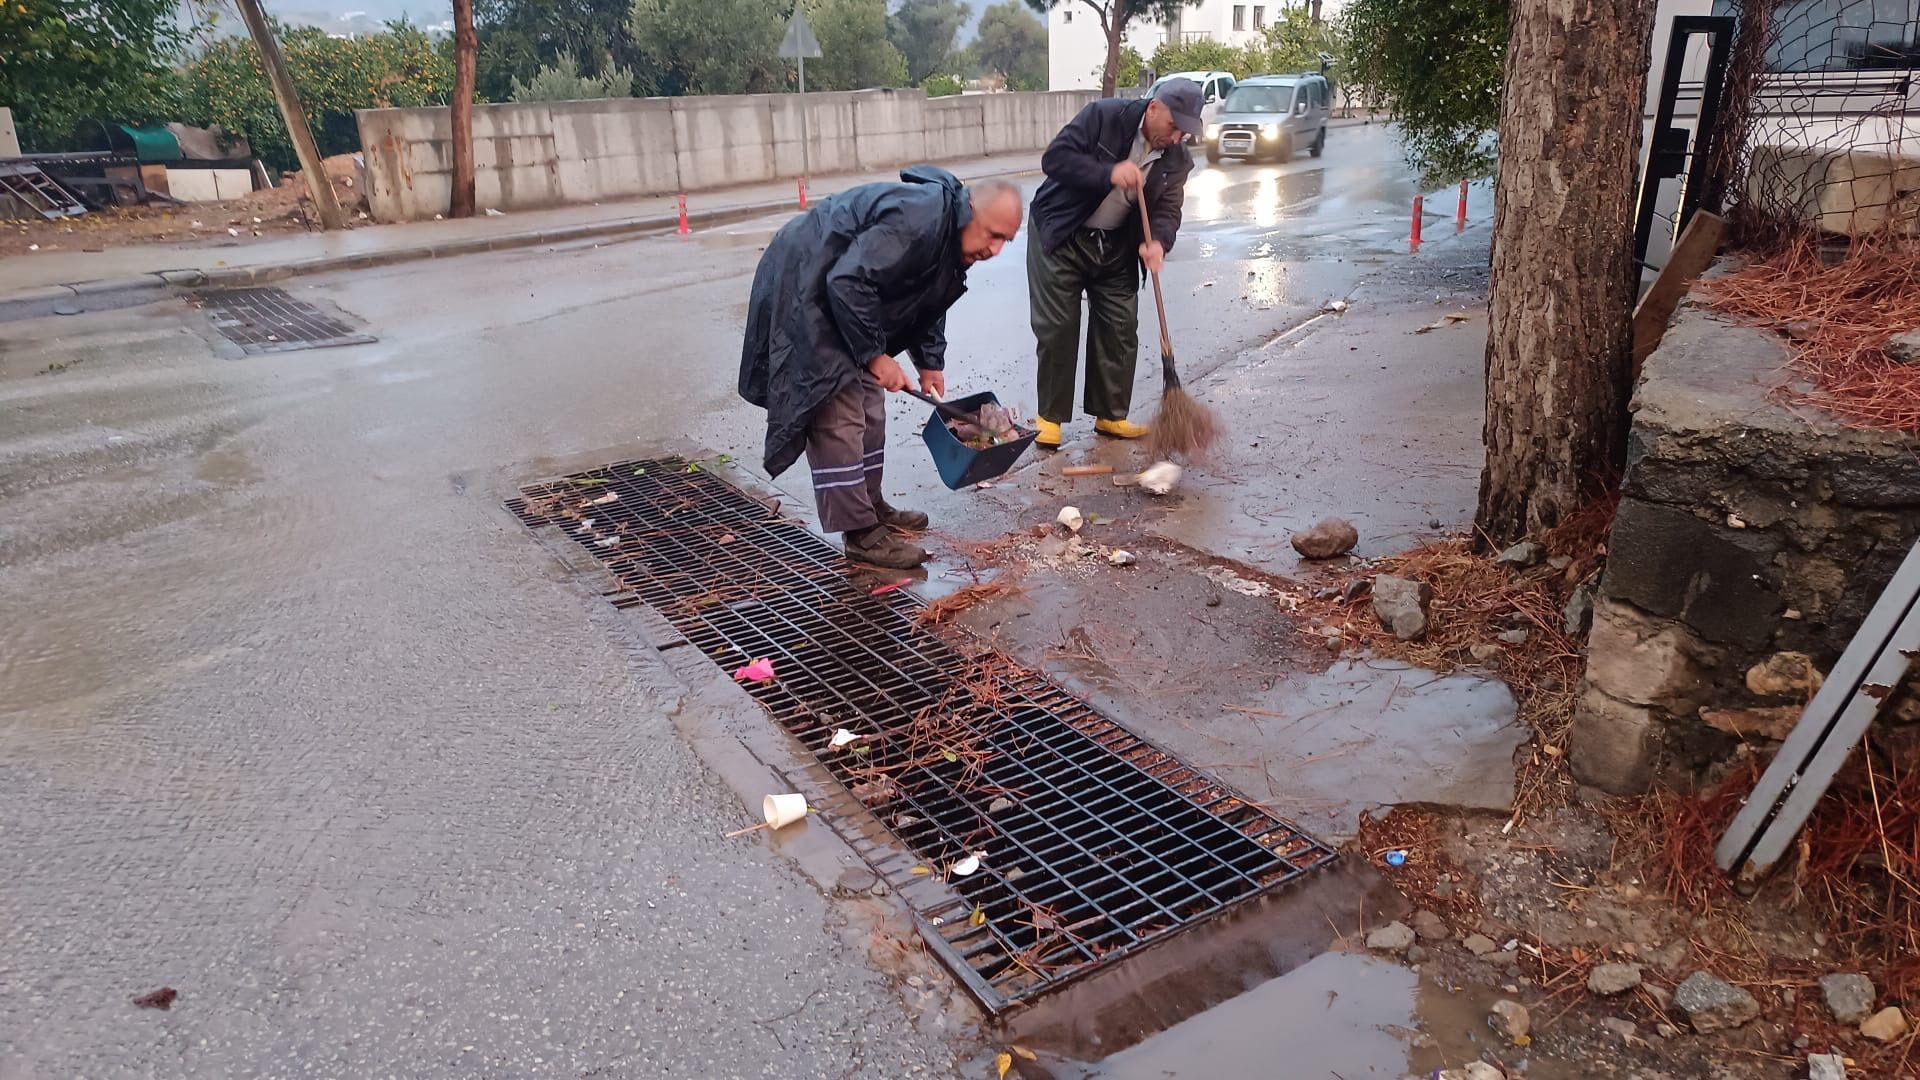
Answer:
[{"xmin": 1138, "ymin": 195, "xmax": 1174, "ymax": 358}]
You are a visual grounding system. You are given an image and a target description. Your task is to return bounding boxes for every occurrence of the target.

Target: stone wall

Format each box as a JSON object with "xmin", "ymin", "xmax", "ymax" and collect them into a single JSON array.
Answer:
[
  {"xmin": 356, "ymin": 89, "xmax": 1097, "ymax": 223},
  {"xmin": 1570, "ymin": 306, "xmax": 1920, "ymax": 793}
]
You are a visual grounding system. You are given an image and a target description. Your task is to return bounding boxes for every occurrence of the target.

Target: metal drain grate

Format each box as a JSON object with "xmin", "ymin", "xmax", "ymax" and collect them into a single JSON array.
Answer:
[
  {"xmin": 509, "ymin": 458, "xmax": 1339, "ymax": 1012},
  {"xmin": 197, "ymin": 287, "xmax": 375, "ymax": 353}
]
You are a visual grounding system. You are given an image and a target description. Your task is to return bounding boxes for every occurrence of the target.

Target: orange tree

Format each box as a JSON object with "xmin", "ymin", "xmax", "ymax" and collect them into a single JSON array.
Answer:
[
  {"xmin": 182, "ymin": 21, "xmax": 454, "ymax": 173},
  {"xmin": 0, "ymin": 0, "xmax": 190, "ymax": 149}
]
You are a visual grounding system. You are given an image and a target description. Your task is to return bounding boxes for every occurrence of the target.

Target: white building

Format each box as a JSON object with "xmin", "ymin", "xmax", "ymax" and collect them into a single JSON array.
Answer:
[{"xmin": 1048, "ymin": 0, "xmax": 1334, "ymax": 92}]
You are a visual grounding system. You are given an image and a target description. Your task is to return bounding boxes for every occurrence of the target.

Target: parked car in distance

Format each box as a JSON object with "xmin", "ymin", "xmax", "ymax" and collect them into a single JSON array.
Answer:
[
  {"xmin": 1201, "ymin": 73, "xmax": 1334, "ymax": 163},
  {"xmin": 1149, "ymin": 69, "xmax": 1237, "ymax": 137}
]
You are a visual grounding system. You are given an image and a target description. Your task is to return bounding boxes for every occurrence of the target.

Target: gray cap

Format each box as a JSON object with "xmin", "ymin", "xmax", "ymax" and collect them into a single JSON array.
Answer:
[{"xmin": 1152, "ymin": 77, "xmax": 1205, "ymax": 136}]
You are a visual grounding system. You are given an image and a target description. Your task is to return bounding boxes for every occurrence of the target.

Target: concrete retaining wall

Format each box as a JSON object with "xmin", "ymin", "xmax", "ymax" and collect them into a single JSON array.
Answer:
[
  {"xmin": 358, "ymin": 88, "xmax": 1098, "ymax": 223},
  {"xmin": 1568, "ymin": 305, "xmax": 1920, "ymax": 794}
]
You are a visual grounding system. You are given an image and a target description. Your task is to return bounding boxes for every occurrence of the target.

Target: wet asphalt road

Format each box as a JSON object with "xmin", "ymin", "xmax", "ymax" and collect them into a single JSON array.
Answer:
[{"xmin": 0, "ymin": 124, "xmax": 1465, "ymax": 1077}]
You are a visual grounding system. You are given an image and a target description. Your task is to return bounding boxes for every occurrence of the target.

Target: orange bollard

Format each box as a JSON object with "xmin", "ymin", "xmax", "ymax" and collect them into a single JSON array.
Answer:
[
  {"xmin": 798, "ymin": 177, "xmax": 808, "ymax": 209},
  {"xmin": 1411, "ymin": 194, "xmax": 1424, "ymax": 247},
  {"xmin": 677, "ymin": 192, "xmax": 689, "ymax": 236},
  {"xmin": 1456, "ymin": 180, "xmax": 1468, "ymax": 230}
]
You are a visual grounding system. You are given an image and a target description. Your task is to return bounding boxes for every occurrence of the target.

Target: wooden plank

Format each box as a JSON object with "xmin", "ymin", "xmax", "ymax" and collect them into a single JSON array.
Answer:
[
  {"xmin": 1631, "ymin": 210, "xmax": 1726, "ymax": 378},
  {"xmin": 1717, "ymin": 540, "xmax": 1920, "ymax": 876}
]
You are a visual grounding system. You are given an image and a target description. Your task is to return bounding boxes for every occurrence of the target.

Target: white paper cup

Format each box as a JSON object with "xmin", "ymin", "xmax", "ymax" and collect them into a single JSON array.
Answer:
[{"xmin": 763, "ymin": 792, "xmax": 809, "ymax": 829}]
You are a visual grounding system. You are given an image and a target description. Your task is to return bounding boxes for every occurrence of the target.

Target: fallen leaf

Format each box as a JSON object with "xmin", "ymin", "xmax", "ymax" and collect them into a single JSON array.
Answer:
[
  {"xmin": 870, "ymin": 581, "xmax": 908, "ymax": 596},
  {"xmin": 572, "ymin": 477, "xmax": 610, "ymax": 486},
  {"xmin": 632, "ymin": 468, "xmax": 647, "ymax": 476},
  {"xmin": 718, "ymin": 532, "xmax": 736, "ymax": 544},
  {"xmin": 132, "ymin": 987, "xmax": 178, "ymax": 1009},
  {"xmin": 943, "ymin": 749, "xmax": 959, "ymax": 764},
  {"xmin": 1013, "ymin": 1046, "xmax": 1037, "ymax": 1062},
  {"xmin": 910, "ymin": 865, "xmax": 932, "ymax": 875},
  {"xmin": 996, "ymin": 1051, "xmax": 1013, "ymax": 1078},
  {"xmin": 851, "ymin": 744, "xmax": 871, "ymax": 755},
  {"xmin": 970, "ymin": 904, "xmax": 987, "ymax": 928}
]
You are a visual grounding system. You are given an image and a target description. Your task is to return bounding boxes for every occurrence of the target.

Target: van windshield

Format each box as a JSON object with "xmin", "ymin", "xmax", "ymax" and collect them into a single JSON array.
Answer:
[{"xmin": 1224, "ymin": 85, "xmax": 1296, "ymax": 113}]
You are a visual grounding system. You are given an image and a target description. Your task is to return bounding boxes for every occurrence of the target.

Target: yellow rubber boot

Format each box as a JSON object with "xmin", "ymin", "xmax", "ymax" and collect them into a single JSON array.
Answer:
[
  {"xmin": 1095, "ymin": 417, "xmax": 1150, "ymax": 440},
  {"xmin": 1033, "ymin": 417, "xmax": 1063, "ymax": 448}
]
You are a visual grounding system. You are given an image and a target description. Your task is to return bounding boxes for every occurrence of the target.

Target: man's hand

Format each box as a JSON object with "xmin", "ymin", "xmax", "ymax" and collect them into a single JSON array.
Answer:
[
  {"xmin": 917, "ymin": 369, "xmax": 946, "ymax": 400},
  {"xmin": 868, "ymin": 353, "xmax": 910, "ymax": 392},
  {"xmin": 1139, "ymin": 239, "xmax": 1165, "ymax": 274},
  {"xmin": 1109, "ymin": 161, "xmax": 1144, "ymax": 191}
]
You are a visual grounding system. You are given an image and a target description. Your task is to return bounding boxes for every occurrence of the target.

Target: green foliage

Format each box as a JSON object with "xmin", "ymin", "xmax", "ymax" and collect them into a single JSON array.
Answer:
[
  {"xmin": 476, "ymin": 0, "xmax": 639, "ymax": 103},
  {"xmin": 1148, "ymin": 37, "xmax": 1236, "ymax": 78},
  {"xmin": 627, "ymin": 0, "xmax": 784, "ymax": 95},
  {"xmin": 510, "ymin": 53, "xmax": 634, "ymax": 101},
  {"xmin": 973, "ymin": 0, "xmax": 1047, "ymax": 91},
  {"xmin": 1149, "ymin": 9, "xmax": 1341, "ymax": 82},
  {"xmin": 181, "ymin": 21, "xmax": 453, "ymax": 174},
  {"xmin": 887, "ymin": 0, "xmax": 970, "ymax": 87},
  {"xmin": 1111, "ymin": 45, "xmax": 1145, "ymax": 90},
  {"xmin": 1239, "ymin": 7, "xmax": 1341, "ymax": 77},
  {"xmin": 0, "ymin": 0, "xmax": 192, "ymax": 149},
  {"xmin": 1341, "ymin": 0, "xmax": 1505, "ymax": 182},
  {"xmin": 807, "ymin": 0, "xmax": 908, "ymax": 90},
  {"xmin": 923, "ymin": 72, "xmax": 966, "ymax": 97}
]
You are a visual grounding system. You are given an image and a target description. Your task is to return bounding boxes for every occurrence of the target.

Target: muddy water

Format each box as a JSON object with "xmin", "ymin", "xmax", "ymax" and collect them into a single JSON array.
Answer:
[{"xmin": 1031, "ymin": 950, "xmax": 1581, "ymax": 1080}]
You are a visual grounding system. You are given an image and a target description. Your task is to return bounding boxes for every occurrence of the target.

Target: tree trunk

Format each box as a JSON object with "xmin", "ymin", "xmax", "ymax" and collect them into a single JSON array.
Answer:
[
  {"xmin": 1101, "ymin": 13, "xmax": 1122, "ymax": 97},
  {"xmin": 449, "ymin": 0, "xmax": 478, "ymax": 218},
  {"xmin": 1475, "ymin": 0, "xmax": 1654, "ymax": 546}
]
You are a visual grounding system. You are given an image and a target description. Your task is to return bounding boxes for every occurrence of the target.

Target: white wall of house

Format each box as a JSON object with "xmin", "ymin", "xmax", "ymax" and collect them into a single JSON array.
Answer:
[{"xmin": 1048, "ymin": 0, "xmax": 1341, "ymax": 91}]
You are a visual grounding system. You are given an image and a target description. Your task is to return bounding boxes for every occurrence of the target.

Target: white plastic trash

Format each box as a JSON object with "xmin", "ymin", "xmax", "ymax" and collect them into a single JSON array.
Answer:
[
  {"xmin": 1057, "ymin": 506, "xmax": 1085, "ymax": 532},
  {"xmin": 763, "ymin": 792, "xmax": 809, "ymax": 829}
]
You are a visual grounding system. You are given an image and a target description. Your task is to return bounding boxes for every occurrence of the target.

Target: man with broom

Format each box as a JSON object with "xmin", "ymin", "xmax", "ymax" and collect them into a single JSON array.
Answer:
[
  {"xmin": 1027, "ymin": 79, "xmax": 1203, "ymax": 451},
  {"xmin": 740, "ymin": 167, "xmax": 1025, "ymax": 570}
]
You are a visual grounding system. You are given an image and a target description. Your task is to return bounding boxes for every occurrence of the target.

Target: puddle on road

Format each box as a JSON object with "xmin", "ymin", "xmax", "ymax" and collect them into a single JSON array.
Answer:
[{"xmin": 1026, "ymin": 951, "xmax": 1579, "ymax": 1079}]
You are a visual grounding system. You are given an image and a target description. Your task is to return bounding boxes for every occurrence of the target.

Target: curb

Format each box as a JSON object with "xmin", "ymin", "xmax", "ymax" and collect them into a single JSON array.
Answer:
[{"xmin": 0, "ymin": 166, "xmax": 1047, "ymax": 323}]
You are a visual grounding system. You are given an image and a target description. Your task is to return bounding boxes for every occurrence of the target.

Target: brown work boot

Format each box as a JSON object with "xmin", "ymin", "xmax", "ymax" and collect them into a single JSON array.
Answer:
[
  {"xmin": 874, "ymin": 500, "xmax": 930, "ymax": 532},
  {"xmin": 844, "ymin": 524, "xmax": 928, "ymax": 569}
]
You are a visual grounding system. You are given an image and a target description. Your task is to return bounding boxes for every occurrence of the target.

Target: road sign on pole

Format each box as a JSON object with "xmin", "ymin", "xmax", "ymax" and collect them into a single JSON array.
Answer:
[{"xmin": 781, "ymin": 10, "xmax": 823, "ymax": 201}]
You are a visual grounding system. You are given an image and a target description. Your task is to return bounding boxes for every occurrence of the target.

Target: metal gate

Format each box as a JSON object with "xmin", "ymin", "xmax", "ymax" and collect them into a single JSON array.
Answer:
[{"xmin": 1634, "ymin": 15, "xmax": 1737, "ymax": 276}]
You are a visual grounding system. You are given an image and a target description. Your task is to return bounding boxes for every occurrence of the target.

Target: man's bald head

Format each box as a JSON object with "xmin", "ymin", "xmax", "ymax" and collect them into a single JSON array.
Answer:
[{"xmin": 961, "ymin": 179, "xmax": 1023, "ymax": 265}]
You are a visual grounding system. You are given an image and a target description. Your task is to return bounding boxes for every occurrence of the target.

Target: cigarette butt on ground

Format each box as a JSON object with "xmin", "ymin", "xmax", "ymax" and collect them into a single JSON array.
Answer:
[{"xmin": 1062, "ymin": 464, "xmax": 1115, "ymax": 477}]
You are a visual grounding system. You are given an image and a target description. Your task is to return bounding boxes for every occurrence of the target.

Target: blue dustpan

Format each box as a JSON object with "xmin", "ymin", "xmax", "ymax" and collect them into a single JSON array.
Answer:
[{"xmin": 913, "ymin": 390, "xmax": 1037, "ymax": 490}]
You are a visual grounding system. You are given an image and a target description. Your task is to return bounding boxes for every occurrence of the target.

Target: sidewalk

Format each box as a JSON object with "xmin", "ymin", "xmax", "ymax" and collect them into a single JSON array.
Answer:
[{"xmin": 0, "ymin": 155, "xmax": 1043, "ymax": 317}]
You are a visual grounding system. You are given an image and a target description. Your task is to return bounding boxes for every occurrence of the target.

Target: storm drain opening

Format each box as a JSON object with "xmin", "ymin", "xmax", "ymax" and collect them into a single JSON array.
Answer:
[
  {"xmin": 196, "ymin": 287, "xmax": 375, "ymax": 353},
  {"xmin": 509, "ymin": 458, "xmax": 1340, "ymax": 1012}
]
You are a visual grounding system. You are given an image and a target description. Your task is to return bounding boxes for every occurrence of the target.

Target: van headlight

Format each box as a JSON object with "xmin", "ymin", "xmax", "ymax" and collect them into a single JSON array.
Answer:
[
  {"xmin": 1205, "ymin": 124, "xmax": 1221, "ymax": 140},
  {"xmin": 1261, "ymin": 124, "xmax": 1281, "ymax": 140}
]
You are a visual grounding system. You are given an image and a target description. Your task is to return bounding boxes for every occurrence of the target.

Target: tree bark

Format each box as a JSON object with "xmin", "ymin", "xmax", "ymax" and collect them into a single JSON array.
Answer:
[
  {"xmin": 1475, "ymin": 0, "xmax": 1655, "ymax": 546},
  {"xmin": 1101, "ymin": 6, "xmax": 1122, "ymax": 97},
  {"xmin": 449, "ymin": 0, "xmax": 478, "ymax": 218}
]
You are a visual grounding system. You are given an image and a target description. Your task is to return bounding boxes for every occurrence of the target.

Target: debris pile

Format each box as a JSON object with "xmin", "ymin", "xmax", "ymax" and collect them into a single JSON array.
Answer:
[
  {"xmin": 1705, "ymin": 235, "xmax": 1920, "ymax": 434},
  {"xmin": 942, "ymin": 401, "xmax": 1020, "ymax": 449}
]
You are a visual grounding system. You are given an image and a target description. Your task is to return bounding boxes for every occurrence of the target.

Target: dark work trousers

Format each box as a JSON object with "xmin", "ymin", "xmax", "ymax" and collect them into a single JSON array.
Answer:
[
  {"xmin": 1029, "ymin": 227, "xmax": 1140, "ymax": 424},
  {"xmin": 805, "ymin": 372, "xmax": 886, "ymax": 534}
]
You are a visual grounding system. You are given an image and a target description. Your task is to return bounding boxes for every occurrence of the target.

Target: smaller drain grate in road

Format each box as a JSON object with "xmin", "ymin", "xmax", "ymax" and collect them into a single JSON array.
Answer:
[
  {"xmin": 197, "ymin": 287, "xmax": 375, "ymax": 353},
  {"xmin": 509, "ymin": 459, "xmax": 1339, "ymax": 1012}
]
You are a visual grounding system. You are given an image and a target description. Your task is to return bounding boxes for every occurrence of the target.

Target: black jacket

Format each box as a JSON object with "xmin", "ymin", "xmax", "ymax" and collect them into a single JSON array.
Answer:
[
  {"xmin": 739, "ymin": 166, "xmax": 972, "ymax": 478},
  {"xmin": 1029, "ymin": 97, "xmax": 1192, "ymax": 259}
]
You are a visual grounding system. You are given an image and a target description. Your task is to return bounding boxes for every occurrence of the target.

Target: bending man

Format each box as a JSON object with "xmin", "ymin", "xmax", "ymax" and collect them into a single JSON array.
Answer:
[{"xmin": 740, "ymin": 167, "xmax": 1024, "ymax": 569}]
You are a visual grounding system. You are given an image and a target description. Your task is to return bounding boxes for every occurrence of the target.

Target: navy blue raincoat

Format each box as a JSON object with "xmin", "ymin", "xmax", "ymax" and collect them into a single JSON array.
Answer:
[{"xmin": 739, "ymin": 165, "xmax": 973, "ymax": 478}]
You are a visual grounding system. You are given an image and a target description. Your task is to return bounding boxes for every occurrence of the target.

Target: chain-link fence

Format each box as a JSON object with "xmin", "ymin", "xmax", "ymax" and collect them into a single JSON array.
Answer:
[{"xmin": 1712, "ymin": 0, "xmax": 1920, "ymax": 247}]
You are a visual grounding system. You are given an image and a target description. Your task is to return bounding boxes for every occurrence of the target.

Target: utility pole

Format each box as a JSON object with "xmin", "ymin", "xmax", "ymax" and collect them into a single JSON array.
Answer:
[
  {"xmin": 232, "ymin": 0, "xmax": 344, "ymax": 231},
  {"xmin": 449, "ymin": 0, "xmax": 477, "ymax": 218}
]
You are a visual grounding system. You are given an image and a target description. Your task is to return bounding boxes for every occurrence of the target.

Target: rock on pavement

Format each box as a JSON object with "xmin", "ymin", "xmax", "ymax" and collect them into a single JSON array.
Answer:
[
  {"xmin": 1587, "ymin": 962, "xmax": 1643, "ymax": 996},
  {"xmin": 1411, "ymin": 909, "xmax": 1448, "ymax": 941},
  {"xmin": 1291, "ymin": 517, "xmax": 1359, "ymax": 559},
  {"xmin": 1372, "ymin": 574, "xmax": 1433, "ymax": 641},
  {"xmin": 1496, "ymin": 541, "xmax": 1546, "ymax": 568},
  {"xmin": 1807, "ymin": 1053, "xmax": 1847, "ymax": 1080},
  {"xmin": 1488, "ymin": 999, "xmax": 1531, "ymax": 1041},
  {"xmin": 1366, "ymin": 921, "xmax": 1416, "ymax": 953},
  {"xmin": 1463, "ymin": 933, "xmax": 1499, "ymax": 956},
  {"xmin": 1673, "ymin": 971, "xmax": 1760, "ymax": 1032},
  {"xmin": 1818, "ymin": 972, "xmax": 1874, "ymax": 1023},
  {"xmin": 1859, "ymin": 1006, "xmax": 1909, "ymax": 1043}
]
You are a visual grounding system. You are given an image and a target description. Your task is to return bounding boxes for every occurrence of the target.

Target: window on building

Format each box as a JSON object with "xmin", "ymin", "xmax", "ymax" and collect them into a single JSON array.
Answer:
[
  {"xmin": 1062, "ymin": 7, "xmax": 1071, "ymax": 20},
  {"xmin": 1253, "ymin": 5, "xmax": 1266, "ymax": 29},
  {"xmin": 1233, "ymin": 4, "xmax": 1246, "ymax": 30}
]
